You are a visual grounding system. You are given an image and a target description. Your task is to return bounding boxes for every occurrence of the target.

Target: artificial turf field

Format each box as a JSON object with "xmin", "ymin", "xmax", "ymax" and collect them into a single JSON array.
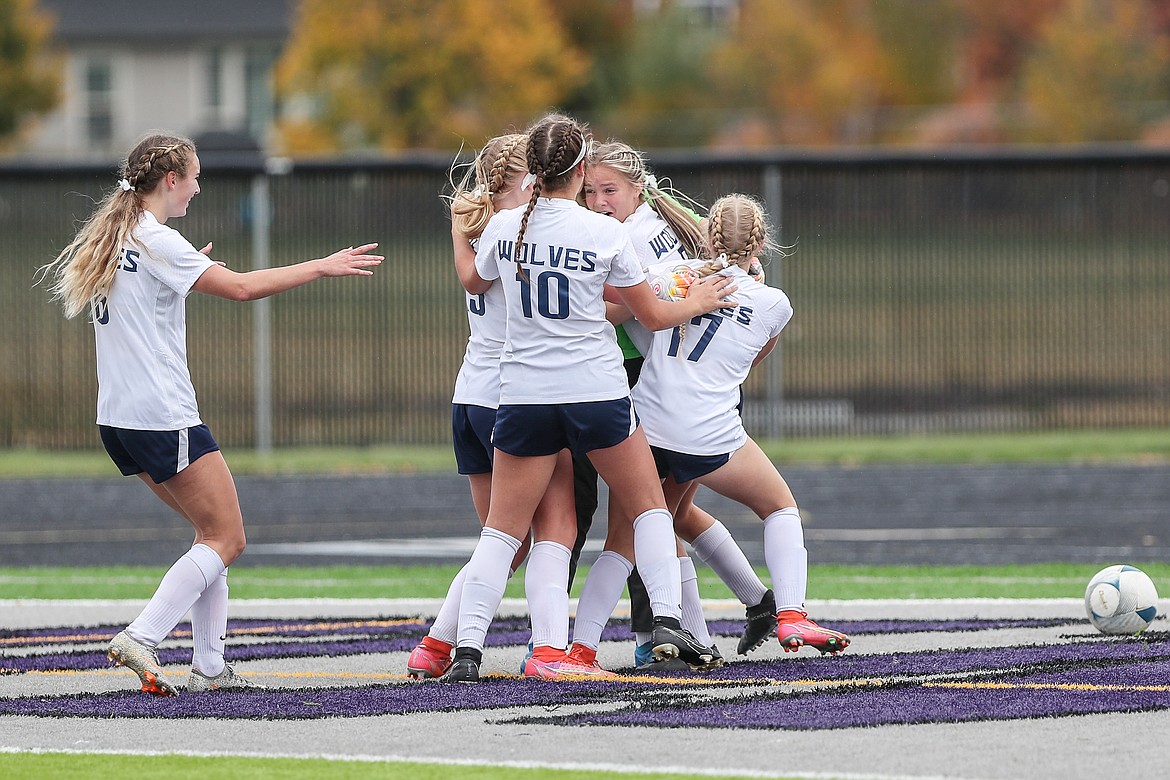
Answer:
[{"xmin": 2, "ymin": 564, "xmax": 1168, "ymax": 780}]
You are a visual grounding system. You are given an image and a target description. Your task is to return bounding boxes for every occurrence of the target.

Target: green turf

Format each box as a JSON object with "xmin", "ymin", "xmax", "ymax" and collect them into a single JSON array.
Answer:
[
  {"xmin": 0, "ymin": 753, "xmax": 782, "ymax": 780},
  {"xmin": 2, "ymin": 427, "xmax": 1169, "ymax": 479},
  {"xmin": 3, "ymin": 561, "xmax": 1166, "ymax": 601}
]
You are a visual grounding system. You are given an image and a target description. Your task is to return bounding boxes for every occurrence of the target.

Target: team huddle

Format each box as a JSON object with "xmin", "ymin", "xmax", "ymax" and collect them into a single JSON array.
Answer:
[
  {"xmin": 409, "ymin": 113, "xmax": 850, "ymax": 683},
  {"xmin": 38, "ymin": 112, "xmax": 847, "ymax": 696}
]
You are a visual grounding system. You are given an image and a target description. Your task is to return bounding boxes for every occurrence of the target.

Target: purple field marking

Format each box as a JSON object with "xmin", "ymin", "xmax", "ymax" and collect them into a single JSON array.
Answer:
[{"xmin": 554, "ymin": 656, "xmax": 1170, "ymax": 730}]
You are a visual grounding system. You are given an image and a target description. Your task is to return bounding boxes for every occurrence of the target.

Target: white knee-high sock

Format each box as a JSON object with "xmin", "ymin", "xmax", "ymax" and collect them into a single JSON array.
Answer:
[
  {"xmin": 128, "ymin": 543, "xmax": 225, "ymax": 647},
  {"xmin": 764, "ymin": 508, "xmax": 808, "ymax": 611},
  {"xmin": 571, "ymin": 550, "xmax": 633, "ymax": 651},
  {"xmin": 632, "ymin": 508, "xmax": 681, "ymax": 620},
  {"xmin": 525, "ymin": 540, "xmax": 571, "ymax": 650},
  {"xmin": 428, "ymin": 563, "xmax": 469, "ymax": 646},
  {"xmin": 679, "ymin": 556, "xmax": 711, "ymax": 644},
  {"xmin": 691, "ymin": 520, "xmax": 768, "ymax": 607},
  {"xmin": 457, "ymin": 527, "xmax": 524, "ymax": 651},
  {"xmin": 190, "ymin": 568, "xmax": 229, "ymax": 676}
]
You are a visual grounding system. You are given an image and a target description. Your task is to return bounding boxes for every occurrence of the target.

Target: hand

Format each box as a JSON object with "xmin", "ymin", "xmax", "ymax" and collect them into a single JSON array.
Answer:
[
  {"xmin": 687, "ymin": 274, "xmax": 738, "ymax": 313},
  {"xmin": 748, "ymin": 257, "xmax": 765, "ymax": 284},
  {"xmin": 320, "ymin": 243, "xmax": 383, "ymax": 277}
]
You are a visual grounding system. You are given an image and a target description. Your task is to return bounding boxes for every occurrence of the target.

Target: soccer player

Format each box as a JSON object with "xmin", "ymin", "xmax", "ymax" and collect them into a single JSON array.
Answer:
[
  {"xmin": 37, "ymin": 133, "xmax": 381, "ymax": 695},
  {"xmin": 635, "ymin": 194, "xmax": 850, "ymax": 655},
  {"xmin": 406, "ymin": 134, "xmax": 581, "ymax": 679},
  {"xmin": 569, "ymin": 142, "xmax": 776, "ymax": 671}
]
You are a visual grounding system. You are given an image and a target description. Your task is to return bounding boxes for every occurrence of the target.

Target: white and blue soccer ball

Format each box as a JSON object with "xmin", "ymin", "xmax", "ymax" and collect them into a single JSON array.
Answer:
[{"xmin": 1084, "ymin": 564, "xmax": 1159, "ymax": 635}]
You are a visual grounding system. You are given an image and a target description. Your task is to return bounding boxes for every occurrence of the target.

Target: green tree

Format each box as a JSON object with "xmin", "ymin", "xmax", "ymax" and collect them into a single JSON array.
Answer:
[
  {"xmin": 599, "ymin": 4, "xmax": 724, "ymax": 146},
  {"xmin": 275, "ymin": 0, "xmax": 587, "ymax": 152},
  {"xmin": 1019, "ymin": 0, "xmax": 1170, "ymax": 142},
  {"xmin": 0, "ymin": 0, "xmax": 58, "ymax": 147}
]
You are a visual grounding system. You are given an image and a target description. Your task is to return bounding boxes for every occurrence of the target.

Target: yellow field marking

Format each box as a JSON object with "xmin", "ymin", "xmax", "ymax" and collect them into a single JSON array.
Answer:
[{"xmin": 924, "ymin": 680, "xmax": 1170, "ymax": 692}]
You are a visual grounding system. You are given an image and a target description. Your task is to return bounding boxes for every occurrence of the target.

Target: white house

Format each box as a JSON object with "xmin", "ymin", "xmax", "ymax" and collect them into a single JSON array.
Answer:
[{"xmin": 28, "ymin": 0, "xmax": 293, "ymax": 159}]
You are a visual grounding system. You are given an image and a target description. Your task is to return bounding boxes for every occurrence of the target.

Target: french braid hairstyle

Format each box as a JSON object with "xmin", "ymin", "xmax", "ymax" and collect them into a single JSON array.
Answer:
[
  {"xmin": 38, "ymin": 134, "xmax": 196, "ymax": 319},
  {"xmin": 449, "ymin": 133, "xmax": 528, "ymax": 240},
  {"xmin": 588, "ymin": 141, "xmax": 706, "ymax": 259},
  {"xmin": 514, "ymin": 113, "xmax": 591, "ymax": 278},
  {"xmin": 698, "ymin": 194, "xmax": 786, "ymax": 279}
]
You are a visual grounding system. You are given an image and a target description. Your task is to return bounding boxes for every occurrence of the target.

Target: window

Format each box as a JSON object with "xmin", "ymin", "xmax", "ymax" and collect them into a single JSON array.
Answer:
[{"xmin": 84, "ymin": 59, "xmax": 113, "ymax": 147}]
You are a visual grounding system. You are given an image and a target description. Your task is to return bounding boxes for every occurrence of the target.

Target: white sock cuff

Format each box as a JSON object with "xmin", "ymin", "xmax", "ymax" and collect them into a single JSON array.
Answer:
[
  {"xmin": 529, "ymin": 539, "xmax": 571, "ymax": 560},
  {"xmin": 185, "ymin": 544, "xmax": 227, "ymax": 589},
  {"xmin": 595, "ymin": 550, "xmax": 634, "ymax": 578},
  {"xmin": 764, "ymin": 507, "xmax": 803, "ymax": 544},
  {"xmin": 481, "ymin": 526, "xmax": 524, "ymax": 553},
  {"xmin": 679, "ymin": 555, "xmax": 698, "ymax": 582},
  {"xmin": 632, "ymin": 507, "xmax": 672, "ymax": 531},
  {"xmin": 690, "ymin": 520, "xmax": 732, "ymax": 561}
]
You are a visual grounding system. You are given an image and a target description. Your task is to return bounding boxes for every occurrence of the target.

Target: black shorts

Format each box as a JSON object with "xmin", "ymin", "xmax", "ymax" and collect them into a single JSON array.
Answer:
[
  {"xmin": 493, "ymin": 398, "xmax": 638, "ymax": 459},
  {"xmin": 99, "ymin": 424, "xmax": 220, "ymax": 484},
  {"xmin": 650, "ymin": 445, "xmax": 731, "ymax": 483},
  {"xmin": 452, "ymin": 403, "xmax": 496, "ymax": 475}
]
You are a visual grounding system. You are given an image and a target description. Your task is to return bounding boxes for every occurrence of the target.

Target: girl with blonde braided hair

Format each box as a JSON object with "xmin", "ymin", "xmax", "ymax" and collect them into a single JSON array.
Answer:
[
  {"xmin": 438, "ymin": 113, "xmax": 739, "ymax": 682},
  {"xmin": 634, "ymin": 193, "xmax": 851, "ymax": 656},
  {"xmin": 408, "ymin": 133, "xmax": 579, "ymax": 679},
  {"xmin": 570, "ymin": 143, "xmax": 776, "ymax": 670},
  {"xmin": 37, "ymin": 133, "xmax": 382, "ymax": 696}
]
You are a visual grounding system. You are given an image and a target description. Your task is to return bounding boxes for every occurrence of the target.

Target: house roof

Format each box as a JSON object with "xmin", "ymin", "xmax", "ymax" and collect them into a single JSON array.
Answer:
[{"xmin": 38, "ymin": 0, "xmax": 294, "ymax": 43}]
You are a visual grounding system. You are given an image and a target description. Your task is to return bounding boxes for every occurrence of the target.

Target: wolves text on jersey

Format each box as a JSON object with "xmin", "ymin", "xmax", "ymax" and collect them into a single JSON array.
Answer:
[{"xmin": 496, "ymin": 239, "xmax": 597, "ymax": 272}]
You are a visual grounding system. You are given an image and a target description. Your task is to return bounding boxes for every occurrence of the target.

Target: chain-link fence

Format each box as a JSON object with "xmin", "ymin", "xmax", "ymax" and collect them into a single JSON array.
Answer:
[{"xmin": 4, "ymin": 147, "xmax": 1169, "ymax": 450}]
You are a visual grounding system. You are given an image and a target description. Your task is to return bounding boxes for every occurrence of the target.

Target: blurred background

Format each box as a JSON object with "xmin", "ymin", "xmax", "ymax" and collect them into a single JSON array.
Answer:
[{"xmin": 3, "ymin": 0, "xmax": 1169, "ymax": 452}]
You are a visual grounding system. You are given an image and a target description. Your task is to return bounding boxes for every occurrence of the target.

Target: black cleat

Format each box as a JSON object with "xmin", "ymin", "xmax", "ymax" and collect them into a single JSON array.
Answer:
[
  {"xmin": 437, "ymin": 657, "xmax": 479, "ymax": 683},
  {"xmin": 651, "ymin": 618, "xmax": 721, "ymax": 670},
  {"xmin": 737, "ymin": 589, "xmax": 778, "ymax": 655}
]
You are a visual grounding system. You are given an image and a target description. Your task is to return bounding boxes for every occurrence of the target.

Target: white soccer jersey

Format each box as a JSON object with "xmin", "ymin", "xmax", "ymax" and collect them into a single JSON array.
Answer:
[
  {"xmin": 624, "ymin": 201, "xmax": 690, "ymax": 269},
  {"xmin": 92, "ymin": 211, "xmax": 215, "ymax": 429},
  {"xmin": 452, "ymin": 239, "xmax": 506, "ymax": 409},
  {"xmin": 632, "ymin": 264, "xmax": 793, "ymax": 456},
  {"xmin": 620, "ymin": 203, "xmax": 691, "ymax": 356},
  {"xmin": 474, "ymin": 197, "xmax": 645, "ymax": 404}
]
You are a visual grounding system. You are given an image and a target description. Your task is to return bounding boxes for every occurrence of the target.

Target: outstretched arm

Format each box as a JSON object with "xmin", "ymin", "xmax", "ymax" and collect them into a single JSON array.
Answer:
[
  {"xmin": 193, "ymin": 243, "xmax": 382, "ymax": 301},
  {"xmin": 615, "ymin": 275, "xmax": 737, "ymax": 331}
]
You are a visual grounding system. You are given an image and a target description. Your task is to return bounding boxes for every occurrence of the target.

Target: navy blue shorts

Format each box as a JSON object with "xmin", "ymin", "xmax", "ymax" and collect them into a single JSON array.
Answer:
[
  {"xmin": 99, "ymin": 424, "xmax": 220, "ymax": 484},
  {"xmin": 452, "ymin": 403, "xmax": 496, "ymax": 475},
  {"xmin": 651, "ymin": 445, "xmax": 731, "ymax": 483},
  {"xmin": 493, "ymin": 398, "xmax": 638, "ymax": 458}
]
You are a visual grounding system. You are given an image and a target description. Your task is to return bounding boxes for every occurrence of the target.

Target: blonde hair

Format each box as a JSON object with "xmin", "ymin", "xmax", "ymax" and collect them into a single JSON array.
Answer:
[
  {"xmin": 450, "ymin": 133, "xmax": 528, "ymax": 240},
  {"xmin": 587, "ymin": 141, "xmax": 706, "ymax": 259},
  {"xmin": 38, "ymin": 133, "xmax": 196, "ymax": 319},
  {"xmin": 700, "ymin": 194, "xmax": 785, "ymax": 277},
  {"xmin": 515, "ymin": 113, "xmax": 590, "ymax": 274}
]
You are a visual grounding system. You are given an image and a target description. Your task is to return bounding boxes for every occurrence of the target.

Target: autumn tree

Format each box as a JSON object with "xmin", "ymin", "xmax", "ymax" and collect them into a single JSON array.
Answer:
[
  {"xmin": 0, "ymin": 0, "xmax": 58, "ymax": 148},
  {"xmin": 712, "ymin": 0, "xmax": 954, "ymax": 145},
  {"xmin": 1018, "ymin": 0, "xmax": 1170, "ymax": 142},
  {"xmin": 275, "ymin": 0, "xmax": 587, "ymax": 152}
]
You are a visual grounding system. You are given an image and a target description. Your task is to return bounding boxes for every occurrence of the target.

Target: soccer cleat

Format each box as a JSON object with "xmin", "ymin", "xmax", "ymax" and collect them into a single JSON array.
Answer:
[
  {"xmin": 633, "ymin": 641, "xmax": 656, "ymax": 668},
  {"xmin": 563, "ymin": 643, "xmax": 618, "ymax": 679},
  {"xmin": 776, "ymin": 610, "xmax": 850, "ymax": 654},
  {"xmin": 650, "ymin": 619, "xmax": 722, "ymax": 670},
  {"xmin": 737, "ymin": 589, "xmax": 778, "ymax": 655},
  {"xmin": 187, "ymin": 664, "xmax": 266, "ymax": 692},
  {"xmin": 107, "ymin": 630, "xmax": 178, "ymax": 697},
  {"xmin": 437, "ymin": 657, "xmax": 480, "ymax": 683},
  {"xmin": 407, "ymin": 636, "xmax": 453, "ymax": 679},
  {"xmin": 518, "ymin": 641, "xmax": 534, "ymax": 675}
]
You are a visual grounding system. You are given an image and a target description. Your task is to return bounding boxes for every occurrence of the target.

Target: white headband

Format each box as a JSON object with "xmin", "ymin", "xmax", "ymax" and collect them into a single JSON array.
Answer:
[{"xmin": 554, "ymin": 136, "xmax": 589, "ymax": 177}]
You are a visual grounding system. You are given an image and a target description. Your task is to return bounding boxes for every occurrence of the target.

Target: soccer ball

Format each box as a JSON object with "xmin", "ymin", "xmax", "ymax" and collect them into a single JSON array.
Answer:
[
  {"xmin": 1084, "ymin": 564, "xmax": 1159, "ymax": 635},
  {"xmin": 649, "ymin": 265, "xmax": 699, "ymax": 301}
]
